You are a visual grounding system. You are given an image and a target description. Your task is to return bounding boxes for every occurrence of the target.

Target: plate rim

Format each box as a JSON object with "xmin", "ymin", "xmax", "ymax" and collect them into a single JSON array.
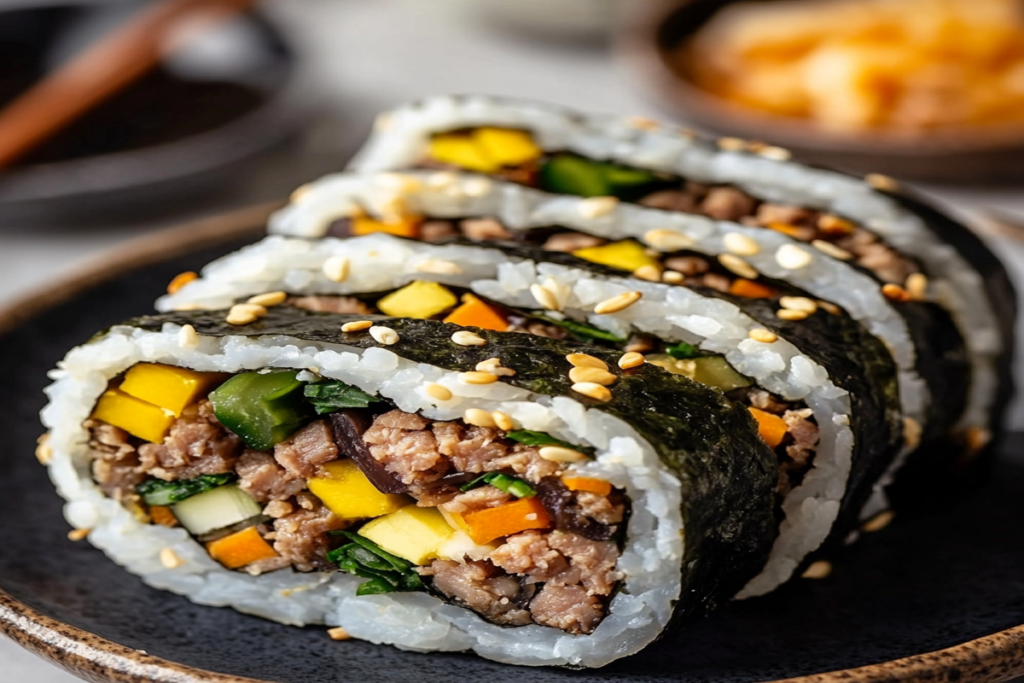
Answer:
[{"xmin": 2, "ymin": 204, "xmax": 1024, "ymax": 683}]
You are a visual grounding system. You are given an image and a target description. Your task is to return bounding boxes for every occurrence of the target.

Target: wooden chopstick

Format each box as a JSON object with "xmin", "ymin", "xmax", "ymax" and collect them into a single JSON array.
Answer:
[{"xmin": 0, "ymin": 0, "xmax": 258, "ymax": 172}]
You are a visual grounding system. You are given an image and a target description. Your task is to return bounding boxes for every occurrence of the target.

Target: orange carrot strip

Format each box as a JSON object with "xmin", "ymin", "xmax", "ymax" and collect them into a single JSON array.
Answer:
[
  {"xmin": 728, "ymin": 278, "xmax": 775, "ymax": 299},
  {"xmin": 462, "ymin": 497, "xmax": 551, "ymax": 545},
  {"xmin": 206, "ymin": 526, "xmax": 278, "ymax": 569},
  {"xmin": 167, "ymin": 271, "xmax": 198, "ymax": 294},
  {"xmin": 562, "ymin": 477, "xmax": 613, "ymax": 497},
  {"xmin": 149, "ymin": 505, "xmax": 178, "ymax": 528},
  {"xmin": 767, "ymin": 222, "xmax": 804, "ymax": 237},
  {"xmin": 443, "ymin": 294, "xmax": 509, "ymax": 332},
  {"xmin": 352, "ymin": 215, "xmax": 421, "ymax": 238},
  {"xmin": 749, "ymin": 407, "xmax": 788, "ymax": 448}
]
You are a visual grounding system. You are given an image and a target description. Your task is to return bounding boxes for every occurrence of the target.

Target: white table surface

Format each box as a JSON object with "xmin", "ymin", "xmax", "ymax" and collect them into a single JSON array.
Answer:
[{"xmin": 2, "ymin": 1, "xmax": 1024, "ymax": 680}]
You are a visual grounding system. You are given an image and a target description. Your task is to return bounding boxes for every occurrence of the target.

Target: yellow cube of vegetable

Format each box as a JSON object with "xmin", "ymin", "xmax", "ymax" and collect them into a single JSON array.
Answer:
[
  {"xmin": 119, "ymin": 363, "xmax": 224, "ymax": 417},
  {"xmin": 352, "ymin": 215, "xmax": 421, "ymax": 238},
  {"xmin": 377, "ymin": 280, "xmax": 458, "ymax": 319},
  {"xmin": 91, "ymin": 389, "xmax": 174, "ymax": 444},
  {"xmin": 358, "ymin": 505, "xmax": 455, "ymax": 565},
  {"xmin": 473, "ymin": 127, "xmax": 541, "ymax": 167},
  {"xmin": 307, "ymin": 460, "xmax": 409, "ymax": 519},
  {"xmin": 428, "ymin": 134, "xmax": 500, "ymax": 173},
  {"xmin": 572, "ymin": 240, "xmax": 660, "ymax": 273}
]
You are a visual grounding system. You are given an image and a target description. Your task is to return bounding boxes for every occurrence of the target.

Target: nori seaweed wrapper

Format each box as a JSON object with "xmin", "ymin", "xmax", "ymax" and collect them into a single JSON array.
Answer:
[{"xmin": 126, "ymin": 307, "xmax": 778, "ymax": 621}]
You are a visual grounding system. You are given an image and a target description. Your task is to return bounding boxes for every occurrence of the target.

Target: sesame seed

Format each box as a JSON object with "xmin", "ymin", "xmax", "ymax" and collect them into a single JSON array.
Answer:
[
  {"xmin": 464, "ymin": 408, "xmax": 496, "ymax": 428},
  {"xmin": 662, "ymin": 270, "xmax": 685, "ymax": 284},
  {"xmin": 776, "ymin": 244, "xmax": 812, "ymax": 270},
  {"xmin": 801, "ymin": 560, "xmax": 832, "ymax": 579},
  {"xmin": 717, "ymin": 136, "xmax": 746, "ymax": 151},
  {"xmin": 618, "ymin": 351, "xmax": 645, "ymax": 369},
  {"xmin": 644, "ymin": 229, "xmax": 694, "ymax": 252},
  {"xmin": 881, "ymin": 283, "xmax": 911, "ymax": 302},
  {"xmin": 452, "ymin": 330, "xmax": 487, "ymax": 346},
  {"xmin": 160, "ymin": 548, "xmax": 185, "ymax": 569},
  {"xmin": 905, "ymin": 273, "xmax": 928, "ymax": 301},
  {"xmin": 425, "ymin": 383, "xmax": 453, "ymax": 401},
  {"xmin": 327, "ymin": 627, "xmax": 352, "ymax": 641},
  {"xmin": 427, "ymin": 171, "xmax": 457, "ymax": 189},
  {"xmin": 862, "ymin": 510, "xmax": 895, "ymax": 533},
  {"xmin": 577, "ymin": 196, "xmax": 619, "ymax": 219},
  {"xmin": 475, "ymin": 358, "xmax": 516, "ymax": 376},
  {"xmin": 375, "ymin": 173, "xmax": 422, "ymax": 193},
  {"xmin": 779, "ymin": 296, "xmax": 818, "ymax": 314},
  {"xmin": 166, "ymin": 271, "xmax": 198, "ymax": 295},
  {"xmin": 718, "ymin": 253, "xmax": 758, "ymax": 279},
  {"xmin": 226, "ymin": 304, "xmax": 266, "ymax": 325},
  {"xmin": 866, "ymin": 173, "xmax": 899, "ymax": 191},
  {"xmin": 817, "ymin": 214, "xmax": 856, "ymax": 235},
  {"xmin": 459, "ymin": 371, "xmax": 499, "ymax": 385},
  {"xmin": 322, "ymin": 256, "xmax": 351, "ymax": 283},
  {"xmin": 67, "ymin": 528, "xmax": 90, "ymax": 541},
  {"xmin": 172, "ymin": 303, "xmax": 204, "ymax": 312},
  {"xmin": 529, "ymin": 283, "xmax": 561, "ymax": 311},
  {"xmin": 247, "ymin": 291, "xmax": 288, "ymax": 307},
  {"xmin": 35, "ymin": 434, "xmax": 52, "ymax": 465},
  {"xmin": 414, "ymin": 259, "xmax": 462, "ymax": 274},
  {"xmin": 289, "ymin": 184, "xmax": 313, "ymax": 203},
  {"xmin": 566, "ymin": 353, "xmax": 607, "ymax": 371},
  {"xmin": 633, "ymin": 264, "xmax": 662, "ymax": 282},
  {"xmin": 178, "ymin": 324, "xmax": 198, "ymax": 348},
  {"xmin": 818, "ymin": 300, "xmax": 842, "ymax": 316},
  {"xmin": 776, "ymin": 308, "xmax": 809, "ymax": 321},
  {"xmin": 758, "ymin": 146, "xmax": 791, "ymax": 161},
  {"xmin": 748, "ymin": 328, "xmax": 778, "ymax": 343},
  {"xmin": 572, "ymin": 382, "xmax": 612, "ymax": 402},
  {"xmin": 594, "ymin": 291, "xmax": 642, "ymax": 315},
  {"xmin": 463, "ymin": 177, "xmax": 492, "ymax": 197},
  {"xmin": 723, "ymin": 232, "xmax": 761, "ymax": 256},
  {"xmin": 539, "ymin": 446, "xmax": 588, "ymax": 463},
  {"xmin": 341, "ymin": 320, "xmax": 373, "ymax": 333},
  {"xmin": 369, "ymin": 326, "xmax": 399, "ymax": 345},
  {"xmin": 903, "ymin": 417, "xmax": 922, "ymax": 450},
  {"xmin": 569, "ymin": 366, "xmax": 617, "ymax": 386},
  {"xmin": 627, "ymin": 115, "xmax": 660, "ymax": 130},
  {"xmin": 811, "ymin": 239, "xmax": 853, "ymax": 260},
  {"xmin": 492, "ymin": 411, "xmax": 514, "ymax": 431}
]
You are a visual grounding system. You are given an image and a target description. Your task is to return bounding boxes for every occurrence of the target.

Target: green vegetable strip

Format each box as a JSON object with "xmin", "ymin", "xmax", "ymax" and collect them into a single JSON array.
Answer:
[
  {"xmin": 327, "ymin": 531, "xmax": 424, "ymax": 596},
  {"xmin": 136, "ymin": 473, "xmax": 237, "ymax": 506},
  {"xmin": 460, "ymin": 472, "xmax": 536, "ymax": 498},
  {"xmin": 304, "ymin": 380, "xmax": 380, "ymax": 414},
  {"xmin": 666, "ymin": 341, "xmax": 704, "ymax": 360},
  {"xmin": 505, "ymin": 429, "xmax": 596, "ymax": 456},
  {"xmin": 530, "ymin": 312, "xmax": 627, "ymax": 344}
]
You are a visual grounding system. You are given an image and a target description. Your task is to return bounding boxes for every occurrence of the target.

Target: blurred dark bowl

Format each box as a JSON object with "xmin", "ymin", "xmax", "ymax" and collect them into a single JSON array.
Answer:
[
  {"xmin": 618, "ymin": 0, "xmax": 1024, "ymax": 184},
  {"xmin": 0, "ymin": 1, "xmax": 307, "ymax": 225}
]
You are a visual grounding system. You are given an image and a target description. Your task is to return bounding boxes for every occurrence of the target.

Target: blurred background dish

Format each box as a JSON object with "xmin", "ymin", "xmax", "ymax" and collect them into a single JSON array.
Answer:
[
  {"xmin": 618, "ymin": 0, "xmax": 1024, "ymax": 182},
  {"xmin": 0, "ymin": 0, "xmax": 306, "ymax": 225}
]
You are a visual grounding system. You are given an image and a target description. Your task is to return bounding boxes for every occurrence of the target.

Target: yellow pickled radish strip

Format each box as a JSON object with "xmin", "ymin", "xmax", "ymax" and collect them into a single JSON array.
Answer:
[
  {"xmin": 308, "ymin": 460, "xmax": 409, "ymax": 519},
  {"xmin": 573, "ymin": 240, "xmax": 660, "ymax": 273},
  {"xmin": 119, "ymin": 363, "xmax": 225, "ymax": 416},
  {"xmin": 358, "ymin": 505, "xmax": 455, "ymax": 565},
  {"xmin": 351, "ymin": 215, "xmax": 422, "ymax": 238},
  {"xmin": 473, "ymin": 127, "xmax": 541, "ymax": 166},
  {"xmin": 428, "ymin": 134, "xmax": 500, "ymax": 173},
  {"xmin": 377, "ymin": 281, "xmax": 458, "ymax": 319},
  {"xmin": 91, "ymin": 388, "xmax": 174, "ymax": 444}
]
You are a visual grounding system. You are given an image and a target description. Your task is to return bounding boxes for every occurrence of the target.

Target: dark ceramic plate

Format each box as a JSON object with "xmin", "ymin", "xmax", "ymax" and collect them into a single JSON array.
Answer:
[
  {"xmin": 616, "ymin": 0, "xmax": 1024, "ymax": 183},
  {"xmin": 0, "ymin": 2, "xmax": 306, "ymax": 224},
  {"xmin": 2, "ymin": 207, "xmax": 1024, "ymax": 683}
]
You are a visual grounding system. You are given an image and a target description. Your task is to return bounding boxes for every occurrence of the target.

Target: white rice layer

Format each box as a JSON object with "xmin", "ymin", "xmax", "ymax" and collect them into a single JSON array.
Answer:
[
  {"xmin": 162, "ymin": 233, "xmax": 854, "ymax": 597},
  {"xmin": 348, "ymin": 95, "xmax": 999, "ymax": 441},
  {"xmin": 42, "ymin": 325, "xmax": 683, "ymax": 667}
]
